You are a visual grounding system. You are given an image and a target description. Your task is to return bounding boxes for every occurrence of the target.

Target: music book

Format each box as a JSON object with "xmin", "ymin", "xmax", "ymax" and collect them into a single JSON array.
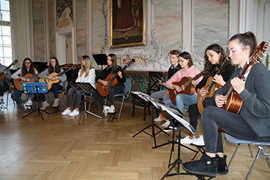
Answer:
[{"xmin": 92, "ymin": 54, "xmax": 107, "ymax": 65}]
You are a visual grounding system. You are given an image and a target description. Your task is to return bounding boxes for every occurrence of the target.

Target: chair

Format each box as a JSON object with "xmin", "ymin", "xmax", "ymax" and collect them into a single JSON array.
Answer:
[
  {"xmin": 225, "ymin": 134, "xmax": 270, "ymax": 180},
  {"xmin": 114, "ymin": 78, "xmax": 132, "ymax": 119}
]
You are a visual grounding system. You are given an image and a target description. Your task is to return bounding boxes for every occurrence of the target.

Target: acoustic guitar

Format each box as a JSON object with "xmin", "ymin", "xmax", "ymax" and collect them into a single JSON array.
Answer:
[
  {"xmin": 0, "ymin": 60, "xmax": 18, "ymax": 80},
  {"xmin": 197, "ymin": 59, "xmax": 230, "ymax": 114},
  {"xmin": 223, "ymin": 41, "xmax": 268, "ymax": 114},
  {"xmin": 97, "ymin": 59, "xmax": 135, "ymax": 96},
  {"xmin": 168, "ymin": 71, "xmax": 205, "ymax": 105},
  {"xmin": 14, "ymin": 73, "xmax": 37, "ymax": 91}
]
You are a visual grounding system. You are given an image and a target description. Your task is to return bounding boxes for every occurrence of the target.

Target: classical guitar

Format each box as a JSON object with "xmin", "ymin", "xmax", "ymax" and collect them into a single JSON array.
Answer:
[
  {"xmin": 168, "ymin": 71, "xmax": 205, "ymax": 105},
  {"xmin": 14, "ymin": 73, "xmax": 37, "ymax": 91},
  {"xmin": 197, "ymin": 59, "xmax": 230, "ymax": 114},
  {"xmin": 223, "ymin": 41, "xmax": 268, "ymax": 114},
  {"xmin": 39, "ymin": 64, "xmax": 80, "ymax": 90},
  {"xmin": 97, "ymin": 59, "xmax": 135, "ymax": 96},
  {"xmin": 0, "ymin": 60, "xmax": 18, "ymax": 80}
]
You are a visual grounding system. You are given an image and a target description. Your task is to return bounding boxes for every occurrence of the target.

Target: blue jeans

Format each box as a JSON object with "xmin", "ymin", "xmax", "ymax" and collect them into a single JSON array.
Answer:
[
  {"xmin": 164, "ymin": 93, "xmax": 197, "ymax": 113},
  {"xmin": 11, "ymin": 90, "xmax": 32, "ymax": 104}
]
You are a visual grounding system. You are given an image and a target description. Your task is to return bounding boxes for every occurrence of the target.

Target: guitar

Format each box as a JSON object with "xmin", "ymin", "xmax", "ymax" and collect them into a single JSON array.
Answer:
[
  {"xmin": 0, "ymin": 60, "xmax": 18, "ymax": 80},
  {"xmin": 223, "ymin": 41, "xmax": 268, "ymax": 114},
  {"xmin": 39, "ymin": 64, "xmax": 80, "ymax": 90},
  {"xmin": 97, "ymin": 59, "xmax": 135, "ymax": 96},
  {"xmin": 197, "ymin": 59, "xmax": 230, "ymax": 114},
  {"xmin": 14, "ymin": 73, "xmax": 37, "ymax": 91},
  {"xmin": 168, "ymin": 71, "xmax": 205, "ymax": 105}
]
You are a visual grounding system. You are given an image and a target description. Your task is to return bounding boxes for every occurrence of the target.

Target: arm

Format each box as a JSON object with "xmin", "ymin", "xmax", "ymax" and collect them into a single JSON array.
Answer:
[
  {"xmin": 57, "ymin": 69, "xmax": 67, "ymax": 82},
  {"xmin": 11, "ymin": 69, "xmax": 21, "ymax": 79},
  {"xmin": 39, "ymin": 69, "xmax": 49, "ymax": 79}
]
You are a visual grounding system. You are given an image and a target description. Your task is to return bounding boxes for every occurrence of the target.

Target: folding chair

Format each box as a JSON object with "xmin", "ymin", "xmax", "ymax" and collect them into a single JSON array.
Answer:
[
  {"xmin": 114, "ymin": 78, "xmax": 132, "ymax": 119},
  {"xmin": 225, "ymin": 134, "xmax": 270, "ymax": 180}
]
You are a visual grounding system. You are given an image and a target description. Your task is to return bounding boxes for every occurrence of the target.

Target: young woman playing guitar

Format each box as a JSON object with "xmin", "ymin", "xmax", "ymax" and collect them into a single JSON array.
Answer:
[
  {"xmin": 39, "ymin": 57, "xmax": 67, "ymax": 110},
  {"xmin": 11, "ymin": 57, "xmax": 38, "ymax": 108},
  {"xmin": 95, "ymin": 54, "xmax": 126, "ymax": 116},
  {"xmin": 183, "ymin": 32, "xmax": 270, "ymax": 177},
  {"xmin": 61, "ymin": 55, "xmax": 96, "ymax": 116},
  {"xmin": 182, "ymin": 44, "xmax": 235, "ymax": 145}
]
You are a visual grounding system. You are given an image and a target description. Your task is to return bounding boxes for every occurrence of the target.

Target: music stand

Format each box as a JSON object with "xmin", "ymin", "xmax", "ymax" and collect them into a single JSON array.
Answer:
[
  {"xmin": 22, "ymin": 82, "xmax": 48, "ymax": 120},
  {"xmin": 93, "ymin": 54, "xmax": 107, "ymax": 70}
]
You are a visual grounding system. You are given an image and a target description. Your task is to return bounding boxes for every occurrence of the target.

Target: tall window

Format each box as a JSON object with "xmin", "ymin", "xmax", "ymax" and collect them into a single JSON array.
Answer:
[{"xmin": 0, "ymin": 0, "xmax": 11, "ymax": 66}]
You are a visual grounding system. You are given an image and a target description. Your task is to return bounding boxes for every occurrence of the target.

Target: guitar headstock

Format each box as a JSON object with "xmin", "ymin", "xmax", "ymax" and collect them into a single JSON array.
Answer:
[{"xmin": 252, "ymin": 41, "xmax": 268, "ymax": 63}]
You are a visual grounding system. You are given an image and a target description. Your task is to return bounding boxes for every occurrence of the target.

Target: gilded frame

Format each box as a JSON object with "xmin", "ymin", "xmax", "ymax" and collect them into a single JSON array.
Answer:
[{"xmin": 110, "ymin": 0, "xmax": 146, "ymax": 48}]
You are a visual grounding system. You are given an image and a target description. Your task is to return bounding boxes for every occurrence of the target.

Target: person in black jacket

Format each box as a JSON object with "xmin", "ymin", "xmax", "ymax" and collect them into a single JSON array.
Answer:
[
  {"xmin": 181, "ymin": 44, "xmax": 235, "ymax": 146},
  {"xmin": 183, "ymin": 32, "xmax": 270, "ymax": 177},
  {"xmin": 95, "ymin": 54, "xmax": 126, "ymax": 116}
]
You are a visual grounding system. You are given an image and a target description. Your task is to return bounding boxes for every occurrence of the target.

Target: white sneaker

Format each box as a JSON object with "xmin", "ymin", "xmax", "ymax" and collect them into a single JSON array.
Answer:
[
  {"xmin": 62, "ymin": 108, "xmax": 72, "ymax": 115},
  {"xmin": 40, "ymin": 101, "xmax": 49, "ymax": 111},
  {"xmin": 154, "ymin": 115, "xmax": 162, "ymax": 122},
  {"xmin": 180, "ymin": 136, "xmax": 193, "ymax": 145},
  {"xmin": 107, "ymin": 105, "xmax": 115, "ymax": 113},
  {"xmin": 161, "ymin": 120, "xmax": 170, "ymax": 128},
  {"xmin": 192, "ymin": 135, "xmax": 205, "ymax": 146},
  {"xmin": 52, "ymin": 98, "xmax": 60, "ymax": 107},
  {"xmin": 25, "ymin": 99, "xmax": 32, "ymax": 106},
  {"xmin": 69, "ymin": 109, "xmax": 80, "ymax": 116},
  {"xmin": 103, "ymin": 105, "xmax": 110, "ymax": 116}
]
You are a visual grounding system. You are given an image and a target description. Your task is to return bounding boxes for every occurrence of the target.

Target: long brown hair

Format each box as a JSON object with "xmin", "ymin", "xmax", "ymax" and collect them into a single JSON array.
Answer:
[
  {"xmin": 204, "ymin": 43, "xmax": 226, "ymax": 72},
  {"xmin": 21, "ymin": 57, "xmax": 36, "ymax": 76},
  {"xmin": 179, "ymin": 51, "xmax": 193, "ymax": 67},
  {"xmin": 48, "ymin": 57, "xmax": 61, "ymax": 73},
  {"xmin": 107, "ymin": 53, "xmax": 118, "ymax": 72}
]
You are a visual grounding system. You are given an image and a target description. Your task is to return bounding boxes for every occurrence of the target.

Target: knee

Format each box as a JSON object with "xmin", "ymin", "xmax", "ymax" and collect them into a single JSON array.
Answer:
[{"xmin": 201, "ymin": 106, "xmax": 217, "ymax": 123}]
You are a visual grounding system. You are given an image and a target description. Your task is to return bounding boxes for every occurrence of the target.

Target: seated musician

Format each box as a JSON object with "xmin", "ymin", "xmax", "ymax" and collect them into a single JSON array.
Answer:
[
  {"xmin": 152, "ymin": 49, "xmax": 181, "ymax": 121},
  {"xmin": 61, "ymin": 55, "xmax": 96, "ymax": 116},
  {"xmin": 159, "ymin": 51, "xmax": 202, "ymax": 131},
  {"xmin": 39, "ymin": 57, "xmax": 67, "ymax": 110},
  {"xmin": 181, "ymin": 44, "xmax": 235, "ymax": 146},
  {"xmin": 95, "ymin": 53, "xmax": 126, "ymax": 116},
  {"xmin": 183, "ymin": 32, "xmax": 270, "ymax": 177},
  {"xmin": 0, "ymin": 63, "xmax": 12, "ymax": 104},
  {"xmin": 11, "ymin": 57, "xmax": 38, "ymax": 108}
]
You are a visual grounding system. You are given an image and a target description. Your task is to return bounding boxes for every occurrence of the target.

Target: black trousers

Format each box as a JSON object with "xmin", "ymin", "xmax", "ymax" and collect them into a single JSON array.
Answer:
[
  {"xmin": 201, "ymin": 106, "xmax": 259, "ymax": 153},
  {"xmin": 95, "ymin": 85, "xmax": 124, "ymax": 106},
  {"xmin": 0, "ymin": 80, "xmax": 9, "ymax": 96},
  {"xmin": 188, "ymin": 104, "xmax": 200, "ymax": 131}
]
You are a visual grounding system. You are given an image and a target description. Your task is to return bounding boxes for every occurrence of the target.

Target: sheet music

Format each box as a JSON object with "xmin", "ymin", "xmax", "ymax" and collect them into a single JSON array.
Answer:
[{"xmin": 132, "ymin": 91, "xmax": 195, "ymax": 134}]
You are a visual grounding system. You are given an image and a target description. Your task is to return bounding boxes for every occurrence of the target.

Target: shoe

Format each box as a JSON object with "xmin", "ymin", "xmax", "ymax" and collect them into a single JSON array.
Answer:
[
  {"xmin": 180, "ymin": 136, "xmax": 193, "ymax": 145},
  {"xmin": 154, "ymin": 115, "xmax": 162, "ymax": 122},
  {"xmin": 103, "ymin": 105, "xmax": 110, "ymax": 117},
  {"xmin": 69, "ymin": 109, "xmax": 80, "ymax": 116},
  {"xmin": 40, "ymin": 101, "xmax": 49, "ymax": 111},
  {"xmin": 62, "ymin": 108, "xmax": 72, "ymax": 115},
  {"xmin": 52, "ymin": 98, "xmax": 60, "ymax": 107},
  {"xmin": 107, "ymin": 105, "xmax": 115, "ymax": 113},
  {"xmin": 25, "ymin": 99, "xmax": 32, "ymax": 106},
  {"xmin": 217, "ymin": 155, "xmax": 228, "ymax": 174},
  {"xmin": 161, "ymin": 120, "xmax": 170, "ymax": 128},
  {"xmin": 163, "ymin": 127, "xmax": 172, "ymax": 133},
  {"xmin": 183, "ymin": 153, "xmax": 218, "ymax": 177},
  {"xmin": 192, "ymin": 135, "xmax": 205, "ymax": 146}
]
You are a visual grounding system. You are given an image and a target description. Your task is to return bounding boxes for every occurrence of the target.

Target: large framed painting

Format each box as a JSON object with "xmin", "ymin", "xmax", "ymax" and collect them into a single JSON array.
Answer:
[
  {"xmin": 110, "ymin": 0, "xmax": 146, "ymax": 48},
  {"xmin": 56, "ymin": 0, "xmax": 73, "ymax": 29}
]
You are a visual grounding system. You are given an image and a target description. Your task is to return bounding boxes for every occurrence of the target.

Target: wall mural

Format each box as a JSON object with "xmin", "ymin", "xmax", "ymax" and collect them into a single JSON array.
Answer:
[{"xmin": 56, "ymin": 0, "xmax": 73, "ymax": 29}]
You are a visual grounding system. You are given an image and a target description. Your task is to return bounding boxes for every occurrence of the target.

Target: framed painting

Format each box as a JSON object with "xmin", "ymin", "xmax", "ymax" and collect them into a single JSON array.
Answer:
[
  {"xmin": 110, "ymin": 0, "xmax": 146, "ymax": 48},
  {"xmin": 56, "ymin": 0, "xmax": 73, "ymax": 29}
]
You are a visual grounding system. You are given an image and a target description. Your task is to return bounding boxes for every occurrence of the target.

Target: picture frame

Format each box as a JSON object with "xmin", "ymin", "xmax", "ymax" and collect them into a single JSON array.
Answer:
[{"xmin": 110, "ymin": 0, "xmax": 146, "ymax": 48}]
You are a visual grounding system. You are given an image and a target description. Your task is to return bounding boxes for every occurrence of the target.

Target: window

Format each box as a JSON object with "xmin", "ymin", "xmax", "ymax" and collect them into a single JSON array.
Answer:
[{"xmin": 0, "ymin": 0, "xmax": 11, "ymax": 66}]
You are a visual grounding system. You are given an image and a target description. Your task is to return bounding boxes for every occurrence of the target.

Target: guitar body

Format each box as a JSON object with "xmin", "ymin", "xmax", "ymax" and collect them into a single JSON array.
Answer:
[
  {"xmin": 96, "ymin": 73, "xmax": 119, "ymax": 96},
  {"xmin": 43, "ymin": 72, "xmax": 60, "ymax": 90},
  {"xmin": 169, "ymin": 77, "xmax": 195, "ymax": 105},
  {"xmin": 14, "ymin": 73, "xmax": 36, "ymax": 91},
  {"xmin": 223, "ymin": 90, "xmax": 243, "ymax": 114},
  {"xmin": 197, "ymin": 76, "xmax": 222, "ymax": 114}
]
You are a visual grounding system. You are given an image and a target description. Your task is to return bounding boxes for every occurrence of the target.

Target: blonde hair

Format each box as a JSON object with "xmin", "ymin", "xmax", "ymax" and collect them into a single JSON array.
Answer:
[{"xmin": 80, "ymin": 55, "xmax": 92, "ymax": 77}]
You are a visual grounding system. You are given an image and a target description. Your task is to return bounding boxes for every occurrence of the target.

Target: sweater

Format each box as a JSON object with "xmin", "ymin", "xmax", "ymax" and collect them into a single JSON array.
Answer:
[{"xmin": 75, "ymin": 68, "xmax": 96, "ymax": 88}]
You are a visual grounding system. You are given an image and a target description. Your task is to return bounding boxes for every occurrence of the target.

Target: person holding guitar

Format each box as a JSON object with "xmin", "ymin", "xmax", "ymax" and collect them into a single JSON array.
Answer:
[
  {"xmin": 182, "ymin": 44, "xmax": 235, "ymax": 145},
  {"xmin": 39, "ymin": 57, "xmax": 67, "ymax": 110},
  {"xmin": 11, "ymin": 58, "xmax": 38, "ymax": 108},
  {"xmin": 95, "ymin": 53, "xmax": 126, "ymax": 116},
  {"xmin": 183, "ymin": 32, "xmax": 270, "ymax": 177},
  {"xmin": 61, "ymin": 55, "xmax": 96, "ymax": 116},
  {"xmin": 0, "ymin": 62, "xmax": 12, "ymax": 103}
]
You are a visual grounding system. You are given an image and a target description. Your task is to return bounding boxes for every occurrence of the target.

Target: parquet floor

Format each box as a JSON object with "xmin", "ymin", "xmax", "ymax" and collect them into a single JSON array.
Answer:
[{"xmin": 0, "ymin": 96, "xmax": 269, "ymax": 180}]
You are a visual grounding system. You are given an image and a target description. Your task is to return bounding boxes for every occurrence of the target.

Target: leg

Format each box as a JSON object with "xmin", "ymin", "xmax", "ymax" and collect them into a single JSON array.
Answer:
[
  {"xmin": 51, "ymin": 83, "xmax": 63, "ymax": 99},
  {"xmin": 188, "ymin": 104, "xmax": 199, "ymax": 131},
  {"xmin": 11, "ymin": 90, "xmax": 23, "ymax": 104},
  {"xmin": 107, "ymin": 85, "xmax": 124, "ymax": 105}
]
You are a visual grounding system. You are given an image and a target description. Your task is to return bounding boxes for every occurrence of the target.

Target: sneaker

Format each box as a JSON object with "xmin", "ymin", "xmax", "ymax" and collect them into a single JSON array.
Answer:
[
  {"xmin": 217, "ymin": 155, "xmax": 228, "ymax": 174},
  {"xmin": 107, "ymin": 105, "xmax": 115, "ymax": 113},
  {"xmin": 103, "ymin": 105, "xmax": 110, "ymax": 117},
  {"xmin": 180, "ymin": 136, "xmax": 193, "ymax": 145},
  {"xmin": 163, "ymin": 127, "xmax": 172, "ymax": 133},
  {"xmin": 161, "ymin": 120, "xmax": 170, "ymax": 128},
  {"xmin": 183, "ymin": 153, "xmax": 218, "ymax": 177},
  {"xmin": 25, "ymin": 99, "xmax": 32, "ymax": 106},
  {"xmin": 52, "ymin": 98, "xmax": 60, "ymax": 107},
  {"xmin": 192, "ymin": 135, "xmax": 205, "ymax": 146},
  {"xmin": 154, "ymin": 115, "xmax": 162, "ymax": 122},
  {"xmin": 62, "ymin": 108, "xmax": 72, "ymax": 115},
  {"xmin": 40, "ymin": 101, "xmax": 49, "ymax": 111},
  {"xmin": 69, "ymin": 109, "xmax": 80, "ymax": 116}
]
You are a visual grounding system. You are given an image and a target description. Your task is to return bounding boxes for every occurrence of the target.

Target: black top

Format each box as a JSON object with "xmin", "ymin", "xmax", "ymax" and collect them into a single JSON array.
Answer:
[
  {"xmin": 168, "ymin": 64, "xmax": 181, "ymax": 79},
  {"xmin": 96, "ymin": 65, "xmax": 126, "ymax": 87}
]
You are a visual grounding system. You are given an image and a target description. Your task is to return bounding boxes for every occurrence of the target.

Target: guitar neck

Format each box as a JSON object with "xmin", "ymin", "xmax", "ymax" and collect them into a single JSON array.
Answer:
[{"xmin": 183, "ymin": 71, "xmax": 204, "ymax": 88}]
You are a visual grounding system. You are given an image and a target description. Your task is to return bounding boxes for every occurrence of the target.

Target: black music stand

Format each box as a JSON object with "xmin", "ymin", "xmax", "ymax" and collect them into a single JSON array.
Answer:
[
  {"xmin": 22, "ymin": 82, "xmax": 48, "ymax": 120},
  {"xmin": 93, "ymin": 54, "xmax": 107, "ymax": 70}
]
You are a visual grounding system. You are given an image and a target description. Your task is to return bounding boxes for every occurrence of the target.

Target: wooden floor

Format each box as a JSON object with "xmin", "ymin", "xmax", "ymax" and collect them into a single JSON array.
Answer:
[{"xmin": 0, "ymin": 96, "xmax": 270, "ymax": 180}]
